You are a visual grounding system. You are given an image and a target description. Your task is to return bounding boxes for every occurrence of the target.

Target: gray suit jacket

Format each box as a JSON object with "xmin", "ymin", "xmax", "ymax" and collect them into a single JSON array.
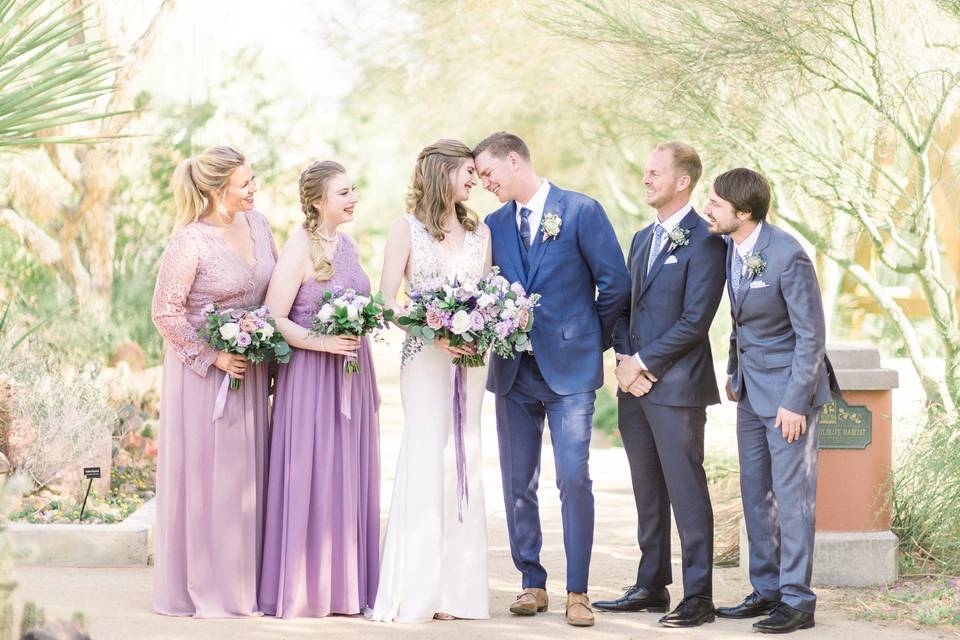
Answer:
[{"xmin": 726, "ymin": 223, "xmax": 836, "ymax": 418}]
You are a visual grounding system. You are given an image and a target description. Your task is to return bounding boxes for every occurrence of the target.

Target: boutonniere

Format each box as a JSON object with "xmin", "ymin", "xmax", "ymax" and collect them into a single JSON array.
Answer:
[
  {"xmin": 540, "ymin": 212, "xmax": 562, "ymax": 241},
  {"xmin": 666, "ymin": 225, "xmax": 690, "ymax": 252},
  {"xmin": 744, "ymin": 251, "xmax": 767, "ymax": 278}
]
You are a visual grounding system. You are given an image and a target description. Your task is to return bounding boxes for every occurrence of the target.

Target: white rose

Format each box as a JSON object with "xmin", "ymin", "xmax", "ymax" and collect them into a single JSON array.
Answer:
[
  {"xmin": 478, "ymin": 293, "xmax": 498, "ymax": 308},
  {"xmin": 316, "ymin": 304, "xmax": 334, "ymax": 323},
  {"xmin": 346, "ymin": 304, "xmax": 359, "ymax": 321},
  {"xmin": 450, "ymin": 310, "xmax": 472, "ymax": 335},
  {"xmin": 219, "ymin": 322, "xmax": 239, "ymax": 340},
  {"xmin": 256, "ymin": 323, "xmax": 275, "ymax": 338}
]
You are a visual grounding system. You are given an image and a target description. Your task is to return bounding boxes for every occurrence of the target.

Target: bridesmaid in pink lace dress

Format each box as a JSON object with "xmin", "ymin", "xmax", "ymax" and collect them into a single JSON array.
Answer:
[
  {"xmin": 258, "ymin": 161, "xmax": 381, "ymax": 618},
  {"xmin": 152, "ymin": 146, "xmax": 277, "ymax": 617}
]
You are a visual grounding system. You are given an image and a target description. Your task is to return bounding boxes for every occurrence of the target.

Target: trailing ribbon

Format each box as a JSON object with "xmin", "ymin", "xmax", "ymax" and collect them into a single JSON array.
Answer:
[
  {"xmin": 451, "ymin": 364, "xmax": 469, "ymax": 522},
  {"xmin": 341, "ymin": 357, "xmax": 353, "ymax": 420},
  {"xmin": 211, "ymin": 373, "xmax": 231, "ymax": 422}
]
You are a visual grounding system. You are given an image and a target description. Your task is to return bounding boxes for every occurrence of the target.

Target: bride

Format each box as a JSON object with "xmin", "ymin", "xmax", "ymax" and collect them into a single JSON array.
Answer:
[{"xmin": 371, "ymin": 139, "xmax": 492, "ymax": 622}]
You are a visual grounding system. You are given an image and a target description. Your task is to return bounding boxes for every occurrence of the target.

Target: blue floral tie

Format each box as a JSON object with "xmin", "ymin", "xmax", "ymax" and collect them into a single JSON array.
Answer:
[
  {"xmin": 647, "ymin": 224, "xmax": 665, "ymax": 275},
  {"xmin": 519, "ymin": 207, "xmax": 532, "ymax": 250},
  {"xmin": 732, "ymin": 250, "xmax": 744, "ymax": 298}
]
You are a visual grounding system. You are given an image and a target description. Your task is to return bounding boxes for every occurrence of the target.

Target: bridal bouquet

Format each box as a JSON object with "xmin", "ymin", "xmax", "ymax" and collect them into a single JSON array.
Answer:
[
  {"xmin": 199, "ymin": 304, "xmax": 292, "ymax": 389},
  {"xmin": 310, "ymin": 287, "xmax": 393, "ymax": 373},
  {"xmin": 397, "ymin": 267, "xmax": 541, "ymax": 367},
  {"xmin": 397, "ymin": 268, "xmax": 540, "ymax": 520}
]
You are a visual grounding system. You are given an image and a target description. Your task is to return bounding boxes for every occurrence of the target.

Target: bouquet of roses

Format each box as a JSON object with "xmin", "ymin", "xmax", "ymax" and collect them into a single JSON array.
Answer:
[
  {"xmin": 199, "ymin": 304, "xmax": 291, "ymax": 389},
  {"xmin": 310, "ymin": 287, "xmax": 393, "ymax": 373},
  {"xmin": 396, "ymin": 267, "xmax": 541, "ymax": 368}
]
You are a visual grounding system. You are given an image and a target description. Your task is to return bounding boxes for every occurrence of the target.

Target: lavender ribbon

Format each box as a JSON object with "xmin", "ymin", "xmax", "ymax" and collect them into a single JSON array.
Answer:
[
  {"xmin": 211, "ymin": 373, "xmax": 231, "ymax": 422},
  {"xmin": 341, "ymin": 358, "xmax": 353, "ymax": 419},
  {"xmin": 451, "ymin": 364, "xmax": 469, "ymax": 522}
]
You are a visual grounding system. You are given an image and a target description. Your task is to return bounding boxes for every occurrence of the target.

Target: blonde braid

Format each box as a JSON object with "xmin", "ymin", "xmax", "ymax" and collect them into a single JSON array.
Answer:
[{"xmin": 299, "ymin": 160, "xmax": 346, "ymax": 282}]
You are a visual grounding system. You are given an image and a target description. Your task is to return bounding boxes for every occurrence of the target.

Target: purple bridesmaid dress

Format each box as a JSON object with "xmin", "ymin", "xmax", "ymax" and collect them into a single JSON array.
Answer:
[
  {"xmin": 258, "ymin": 234, "xmax": 381, "ymax": 618},
  {"xmin": 151, "ymin": 210, "xmax": 277, "ymax": 618}
]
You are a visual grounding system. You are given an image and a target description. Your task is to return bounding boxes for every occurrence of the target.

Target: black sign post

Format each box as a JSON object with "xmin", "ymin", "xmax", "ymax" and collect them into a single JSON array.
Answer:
[{"xmin": 79, "ymin": 467, "xmax": 101, "ymax": 521}]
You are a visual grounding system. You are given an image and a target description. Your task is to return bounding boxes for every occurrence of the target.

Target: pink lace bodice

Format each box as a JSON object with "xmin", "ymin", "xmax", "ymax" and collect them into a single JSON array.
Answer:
[
  {"xmin": 152, "ymin": 210, "xmax": 278, "ymax": 376},
  {"xmin": 288, "ymin": 233, "xmax": 371, "ymax": 328}
]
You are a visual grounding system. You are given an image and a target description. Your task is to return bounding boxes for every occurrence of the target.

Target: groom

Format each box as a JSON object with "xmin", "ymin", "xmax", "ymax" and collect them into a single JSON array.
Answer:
[{"xmin": 474, "ymin": 132, "xmax": 630, "ymax": 628}]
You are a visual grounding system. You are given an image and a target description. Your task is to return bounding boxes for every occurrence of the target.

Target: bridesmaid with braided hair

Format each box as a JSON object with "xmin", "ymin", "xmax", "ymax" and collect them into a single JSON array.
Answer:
[{"xmin": 258, "ymin": 161, "xmax": 381, "ymax": 618}]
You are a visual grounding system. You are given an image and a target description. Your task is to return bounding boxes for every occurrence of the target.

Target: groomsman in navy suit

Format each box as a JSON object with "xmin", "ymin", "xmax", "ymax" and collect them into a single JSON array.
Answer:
[
  {"xmin": 706, "ymin": 168, "xmax": 837, "ymax": 634},
  {"xmin": 597, "ymin": 142, "xmax": 726, "ymax": 627},
  {"xmin": 474, "ymin": 132, "xmax": 630, "ymax": 628}
]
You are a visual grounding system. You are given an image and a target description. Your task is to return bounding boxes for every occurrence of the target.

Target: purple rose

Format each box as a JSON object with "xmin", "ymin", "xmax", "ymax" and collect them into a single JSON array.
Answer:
[
  {"xmin": 469, "ymin": 310, "xmax": 485, "ymax": 331},
  {"xmin": 495, "ymin": 320, "xmax": 512, "ymax": 339},
  {"xmin": 236, "ymin": 332, "xmax": 252, "ymax": 347},
  {"xmin": 510, "ymin": 282, "xmax": 526, "ymax": 296}
]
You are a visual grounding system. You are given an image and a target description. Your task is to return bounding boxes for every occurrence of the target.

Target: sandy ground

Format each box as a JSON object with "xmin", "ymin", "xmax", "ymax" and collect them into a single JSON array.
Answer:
[{"xmin": 12, "ymin": 339, "xmax": 953, "ymax": 639}]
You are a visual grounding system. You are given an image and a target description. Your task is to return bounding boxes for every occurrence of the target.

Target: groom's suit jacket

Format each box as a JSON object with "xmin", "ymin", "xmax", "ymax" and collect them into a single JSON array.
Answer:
[
  {"xmin": 613, "ymin": 209, "xmax": 726, "ymax": 407},
  {"xmin": 726, "ymin": 222, "xmax": 839, "ymax": 418},
  {"xmin": 485, "ymin": 184, "xmax": 629, "ymax": 396}
]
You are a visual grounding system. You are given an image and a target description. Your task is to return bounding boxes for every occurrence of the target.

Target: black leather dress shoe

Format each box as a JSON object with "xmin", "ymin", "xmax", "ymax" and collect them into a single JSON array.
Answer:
[
  {"xmin": 716, "ymin": 591, "xmax": 779, "ymax": 619},
  {"xmin": 753, "ymin": 603, "xmax": 815, "ymax": 634},
  {"xmin": 593, "ymin": 585, "xmax": 670, "ymax": 613},
  {"xmin": 658, "ymin": 596, "xmax": 715, "ymax": 627}
]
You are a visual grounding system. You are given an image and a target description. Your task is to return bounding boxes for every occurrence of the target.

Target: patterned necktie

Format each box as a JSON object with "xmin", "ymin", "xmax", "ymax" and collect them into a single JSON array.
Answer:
[
  {"xmin": 646, "ymin": 224, "xmax": 665, "ymax": 274},
  {"xmin": 519, "ymin": 206, "xmax": 532, "ymax": 250},
  {"xmin": 732, "ymin": 250, "xmax": 744, "ymax": 298}
]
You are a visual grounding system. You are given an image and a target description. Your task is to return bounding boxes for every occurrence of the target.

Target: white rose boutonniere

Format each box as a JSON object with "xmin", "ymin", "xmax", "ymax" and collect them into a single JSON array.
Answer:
[
  {"xmin": 744, "ymin": 251, "xmax": 767, "ymax": 278},
  {"xmin": 666, "ymin": 225, "xmax": 690, "ymax": 252},
  {"xmin": 541, "ymin": 212, "xmax": 562, "ymax": 241}
]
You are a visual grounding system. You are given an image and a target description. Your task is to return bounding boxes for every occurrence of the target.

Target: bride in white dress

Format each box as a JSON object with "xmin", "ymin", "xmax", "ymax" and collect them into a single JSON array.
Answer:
[{"xmin": 372, "ymin": 139, "xmax": 492, "ymax": 623}]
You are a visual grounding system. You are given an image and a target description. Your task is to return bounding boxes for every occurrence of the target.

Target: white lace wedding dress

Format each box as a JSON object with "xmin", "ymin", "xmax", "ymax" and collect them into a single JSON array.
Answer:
[{"xmin": 370, "ymin": 215, "xmax": 490, "ymax": 622}]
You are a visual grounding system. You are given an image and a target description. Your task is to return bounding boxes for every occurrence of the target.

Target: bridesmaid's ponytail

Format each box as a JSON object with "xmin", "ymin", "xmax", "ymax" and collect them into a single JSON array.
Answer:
[
  {"xmin": 171, "ymin": 146, "xmax": 246, "ymax": 230},
  {"xmin": 300, "ymin": 160, "xmax": 346, "ymax": 282}
]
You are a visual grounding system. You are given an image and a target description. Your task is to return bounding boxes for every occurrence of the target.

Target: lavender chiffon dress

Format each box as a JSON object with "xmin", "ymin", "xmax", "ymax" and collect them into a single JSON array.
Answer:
[
  {"xmin": 151, "ymin": 210, "xmax": 277, "ymax": 618},
  {"xmin": 258, "ymin": 234, "xmax": 381, "ymax": 618}
]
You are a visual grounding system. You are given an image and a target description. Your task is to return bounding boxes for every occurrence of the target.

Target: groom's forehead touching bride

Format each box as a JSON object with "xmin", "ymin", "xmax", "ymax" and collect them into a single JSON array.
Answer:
[{"xmin": 472, "ymin": 131, "xmax": 536, "ymax": 204}]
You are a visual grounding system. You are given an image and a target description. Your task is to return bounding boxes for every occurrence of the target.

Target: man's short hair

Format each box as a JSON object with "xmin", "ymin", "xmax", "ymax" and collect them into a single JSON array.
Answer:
[
  {"xmin": 656, "ymin": 141, "xmax": 703, "ymax": 192},
  {"xmin": 473, "ymin": 132, "xmax": 531, "ymax": 161},
  {"xmin": 713, "ymin": 168, "xmax": 771, "ymax": 222}
]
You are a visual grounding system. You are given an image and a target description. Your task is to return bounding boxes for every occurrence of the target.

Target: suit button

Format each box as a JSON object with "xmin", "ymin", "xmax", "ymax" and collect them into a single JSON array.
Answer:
[
  {"xmin": 631, "ymin": 334, "xmax": 637, "ymax": 342},
  {"xmin": 739, "ymin": 348, "xmax": 746, "ymax": 353}
]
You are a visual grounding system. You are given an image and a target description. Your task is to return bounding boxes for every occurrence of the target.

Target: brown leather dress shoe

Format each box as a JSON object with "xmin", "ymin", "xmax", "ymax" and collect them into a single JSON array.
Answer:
[
  {"xmin": 566, "ymin": 592, "xmax": 595, "ymax": 627},
  {"xmin": 510, "ymin": 588, "xmax": 549, "ymax": 616}
]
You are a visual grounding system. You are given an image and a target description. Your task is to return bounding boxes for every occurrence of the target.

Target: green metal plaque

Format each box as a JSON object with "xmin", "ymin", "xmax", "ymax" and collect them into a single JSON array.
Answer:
[{"xmin": 818, "ymin": 395, "xmax": 872, "ymax": 449}]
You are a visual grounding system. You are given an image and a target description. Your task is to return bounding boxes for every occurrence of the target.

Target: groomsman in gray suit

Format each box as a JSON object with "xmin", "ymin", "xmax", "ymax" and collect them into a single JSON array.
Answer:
[{"xmin": 705, "ymin": 168, "xmax": 838, "ymax": 634}]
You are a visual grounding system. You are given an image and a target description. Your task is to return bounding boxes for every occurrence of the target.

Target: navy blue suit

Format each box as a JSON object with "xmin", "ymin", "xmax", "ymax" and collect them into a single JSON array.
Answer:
[
  {"xmin": 486, "ymin": 184, "xmax": 629, "ymax": 593},
  {"xmin": 613, "ymin": 208, "xmax": 726, "ymax": 600}
]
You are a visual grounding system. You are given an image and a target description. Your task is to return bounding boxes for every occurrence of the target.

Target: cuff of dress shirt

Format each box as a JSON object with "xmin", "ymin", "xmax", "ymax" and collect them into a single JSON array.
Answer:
[{"xmin": 634, "ymin": 353, "xmax": 646, "ymax": 370}]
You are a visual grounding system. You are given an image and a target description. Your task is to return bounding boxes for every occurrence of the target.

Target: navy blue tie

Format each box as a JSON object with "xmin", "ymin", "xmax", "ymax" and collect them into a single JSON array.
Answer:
[{"xmin": 519, "ymin": 207, "xmax": 532, "ymax": 250}]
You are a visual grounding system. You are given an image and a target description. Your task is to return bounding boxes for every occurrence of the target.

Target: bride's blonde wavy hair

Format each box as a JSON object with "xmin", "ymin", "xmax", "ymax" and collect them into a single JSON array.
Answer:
[
  {"xmin": 406, "ymin": 139, "xmax": 477, "ymax": 241},
  {"xmin": 300, "ymin": 160, "xmax": 346, "ymax": 282}
]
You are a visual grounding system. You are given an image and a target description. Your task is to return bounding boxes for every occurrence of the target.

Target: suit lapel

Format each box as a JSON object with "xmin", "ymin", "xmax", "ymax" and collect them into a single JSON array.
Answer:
[
  {"xmin": 733, "ymin": 222, "xmax": 771, "ymax": 318},
  {"xmin": 632, "ymin": 226, "xmax": 654, "ymax": 302},
  {"xmin": 525, "ymin": 186, "xmax": 564, "ymax": 286},
  {"xmin": 494, "ymin": 206, "xmax": 526, "ymax": 286},
  {"xmin": 725, "ymin": 237, "xmax": 737, "ymax": 303},
  {"xmin": 637, "ymin": 208, "xmax": 700, "ymax": 300}
]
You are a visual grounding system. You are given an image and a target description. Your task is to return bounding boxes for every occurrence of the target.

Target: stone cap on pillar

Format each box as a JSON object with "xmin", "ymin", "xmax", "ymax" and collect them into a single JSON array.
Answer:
[{"xmin": 827, "ymin": 342, "xmax": 899, "ymax": 391}]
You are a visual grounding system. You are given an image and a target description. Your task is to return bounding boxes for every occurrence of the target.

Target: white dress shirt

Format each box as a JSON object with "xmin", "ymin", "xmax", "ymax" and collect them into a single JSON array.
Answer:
[
  {"xmin": 633, "ymin": 203, "xmax": 694, "ymax": 369},
  {"xmin": 733, "ymin": 221, "xmax": 764, "ymax": 277},
  {"xmin": 515, "ymin": 179, "xmax": 551, "ymax": 238}
]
